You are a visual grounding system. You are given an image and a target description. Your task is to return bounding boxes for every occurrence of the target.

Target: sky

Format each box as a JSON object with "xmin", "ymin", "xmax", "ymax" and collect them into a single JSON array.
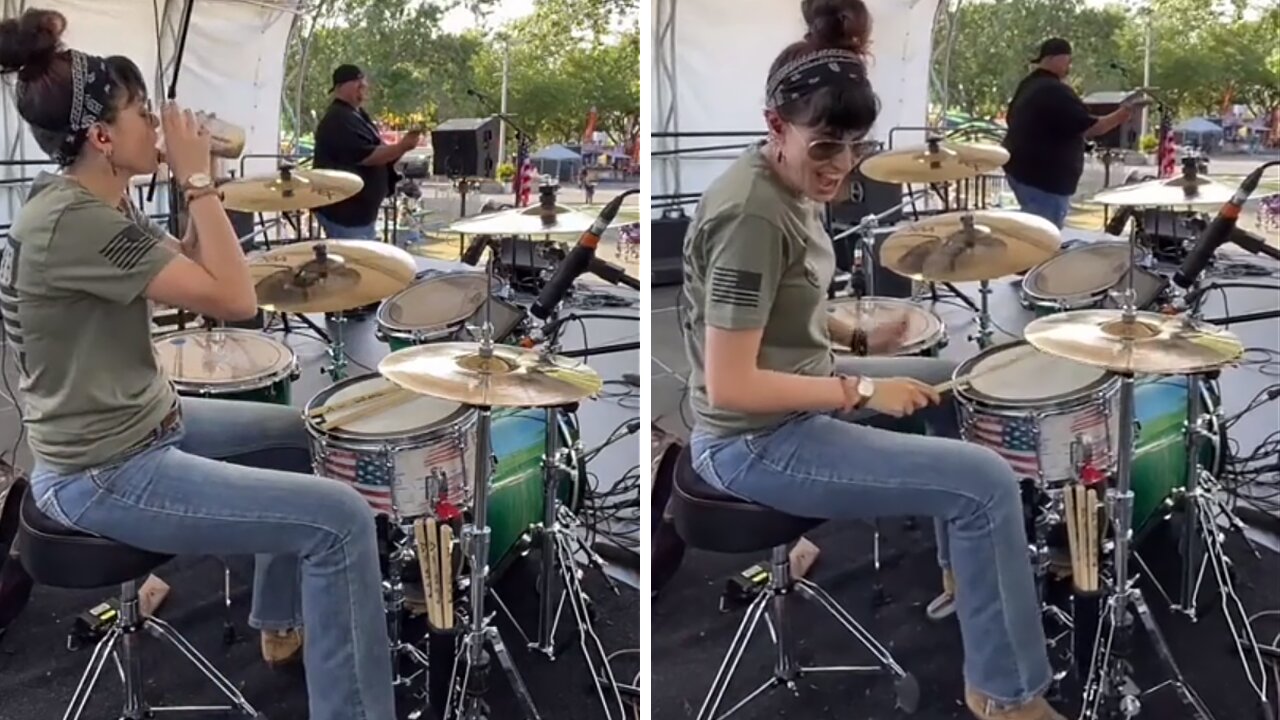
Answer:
[{"xmin": 439, "ymin": 0, "xmax": 536, "ymax": 34}]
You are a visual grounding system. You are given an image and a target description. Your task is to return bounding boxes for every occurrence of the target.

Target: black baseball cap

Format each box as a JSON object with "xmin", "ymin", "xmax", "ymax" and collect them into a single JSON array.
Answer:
[
  {"xmin": 1031, "ymin": 38, "xmax": 1072, "ymax": 62},
  {"xmin": 330, "ymin": 64, "xmax": 364, "ymax": 91}
]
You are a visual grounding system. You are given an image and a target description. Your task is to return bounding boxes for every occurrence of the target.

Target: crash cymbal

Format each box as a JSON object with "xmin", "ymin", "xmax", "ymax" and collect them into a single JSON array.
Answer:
[
  {"xmin": 249, "ymin": 240, "xmax": 416, "ymax": 314},
  {"xmin": 445, "ymin": 204, "xmax": 628, "ymax": 236},
  {"xmin": 859, "ymin": 141, "xmax": 1009, "ymax": 184},
  {"xmin": 880, "ymin": 210, "xmax": 1060, "ymax": 283},
  {"xmin": 377, "ymin": 342, "xmax": 603, "ymax": 407},
  {"xmin": 221, "ymin": 168, "xmax": 364, "ymax": 213},
  {"xmin": 1024, "ymin": 309, "xmax": 1243, "ymax": 375},
  {"xmin": 1089, "ymin": 175, "xmax": 1235, "ymax": 207}
]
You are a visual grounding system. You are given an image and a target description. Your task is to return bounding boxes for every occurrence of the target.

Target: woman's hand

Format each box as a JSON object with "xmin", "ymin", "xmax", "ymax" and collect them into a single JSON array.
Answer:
[
  {"xmin": 863, "ymin": 377, "xmax": 940, "ymax": 418},
  {"xmin": 161, "ymin": 102, "xmax": 211, "ymax": 185}
]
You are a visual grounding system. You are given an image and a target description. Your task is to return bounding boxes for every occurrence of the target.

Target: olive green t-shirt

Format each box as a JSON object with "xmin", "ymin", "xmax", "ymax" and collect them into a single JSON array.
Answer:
[
  {"xmin": 1, "ymin": 172, "xmax": 179, "ymax": 471},
  {"xmin": 681, "ymin": 144, "xmax": 837, "ymax": 436}
]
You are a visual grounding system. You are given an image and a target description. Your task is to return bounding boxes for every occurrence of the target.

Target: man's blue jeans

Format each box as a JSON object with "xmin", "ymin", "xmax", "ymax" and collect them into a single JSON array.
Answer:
[
  {"xmin": 690, "ymin": 356, "xmax": 1052, "ymax": 707},
  {"xmin": 1007, "ymin": 176, "xmax": 1072, "ymax": 229},
  {"xmin": 316, "ymin": 213, "xmax": 378, "ymax": 240},
  {"xmin": 29, "ymin": 397, "xmax": 396, "ymax": 720}
]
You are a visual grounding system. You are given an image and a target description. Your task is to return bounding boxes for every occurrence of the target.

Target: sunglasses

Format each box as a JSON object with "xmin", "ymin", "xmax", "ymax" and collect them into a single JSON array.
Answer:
[{"xmin": 806, "ymin": 137, "xmax": 880, "ymax": 163}]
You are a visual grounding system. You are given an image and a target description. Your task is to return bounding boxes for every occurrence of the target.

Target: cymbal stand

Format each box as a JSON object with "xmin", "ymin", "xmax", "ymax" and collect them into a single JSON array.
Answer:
[
  {"xmin": 1078, "ymin": 243, "xmax": 1213, "ymax": 720},
  {"xmin": 383, "ymin": 527, "xmax": 431, "ymax": 694},
  {"xmin": 445, "ymin": 257, "xmax": 541, "ymax": 720},
  {"xmin": 519, "ymin": 306, "xmax": 627, "ymax": 719},
  {"xmin": 323, "ymin": 314, "xmax": 349, "ymax": 381}
]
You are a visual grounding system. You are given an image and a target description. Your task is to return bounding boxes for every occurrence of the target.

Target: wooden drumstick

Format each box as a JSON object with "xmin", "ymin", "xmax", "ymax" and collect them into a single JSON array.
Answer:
[
  {"xmin": 1085, "ymin": 488, "xmax": 1099, "ymax": 593},
  {"xmin": 932, "ymin": 348, "xmax": 1038, "ymax": 395},
  {"xmin": 416, "ymin": 518, "xmax": 441, "ymax": 628},
  {"xmin": 321, "ymin": 391, "xmax": 417, "ymax": 430},
  {"xmin": 306, "ymin": 385, "xmax": 404, "ymax": 418},
  {"xmin": 1064, "ymin": 485, "xmax": 1083, "ymax": 591},
  {"xmin": 438, "ymin": 525, "xmax": 454, "ymax": 630}
]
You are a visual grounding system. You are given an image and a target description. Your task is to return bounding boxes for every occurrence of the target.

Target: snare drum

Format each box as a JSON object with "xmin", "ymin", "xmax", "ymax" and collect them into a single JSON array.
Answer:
[
  {"xmin": 305, "ymin": 374, "xmax": 582, "ymax": 568},
  {"xmin": 1021, "ymin": 243, "xmax": 1166, "ymax": 316},
  {"xmin": 954, "ymin": 342, "xmax": 1120, "ymax": 486},
  {"xmin": 376, "ymin": 273, "xmax": 521, "ymax": 351},
  {"xmin": 306, "ymin": 374, "xmax": 479, "ymax": 520},
  {"xmin": 153, "ymin": 328, "xmax": 298, "ymax": 404},
  {"xmin": 826, "ymin": 297, "xmax": 947, "ymax": 356}
]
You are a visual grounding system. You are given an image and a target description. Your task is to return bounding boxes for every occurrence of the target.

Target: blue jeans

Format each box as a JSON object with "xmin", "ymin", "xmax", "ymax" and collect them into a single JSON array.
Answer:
[
  {"xmin": 316, "ymin": 213, "xmax": 378, "ymax": 240},
  {"xmin": 29, "ymin": 397, "xmax": 395, "ymax": 720},
  {"xmin": 1007, "ymin": 176, "xmax": 1071, "ymax": 229},
  {"xmin": 690, "ymin": 356, "xmax": 1051, "ymax": 707}
]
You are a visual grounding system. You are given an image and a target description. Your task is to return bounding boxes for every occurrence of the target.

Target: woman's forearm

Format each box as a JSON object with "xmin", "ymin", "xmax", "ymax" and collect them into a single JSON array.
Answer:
[{"xmin": 708, "ymin": 368, "xmax": 845, "ymax": 414}]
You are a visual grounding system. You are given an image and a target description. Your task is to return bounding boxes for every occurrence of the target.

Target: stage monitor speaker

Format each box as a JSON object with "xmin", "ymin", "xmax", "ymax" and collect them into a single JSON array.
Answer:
[
  {"xmin": 826, "ymin": 169, "xmax": 905, "ymax": 229},
  {"xmin": 432, "ymin": 117, "xmax": 501, "ymax": 179},
  {"xmin": 652, "ymin": 208, "xmax": 690, "ymax": 287}
]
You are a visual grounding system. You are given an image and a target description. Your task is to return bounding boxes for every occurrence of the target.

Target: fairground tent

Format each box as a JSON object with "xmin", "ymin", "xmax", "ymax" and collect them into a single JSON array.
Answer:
[
  {"xmin": 651, "ymin": 0, "xmax": 943, "ymax": 207},
  {"xmin": 0, "ymin": 0, "xmax": 302, "ymax": 230}
]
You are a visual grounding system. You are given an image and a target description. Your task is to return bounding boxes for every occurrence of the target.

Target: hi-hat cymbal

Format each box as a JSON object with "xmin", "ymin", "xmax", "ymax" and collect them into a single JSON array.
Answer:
[
  {"xmin": 445, "ymin": 204, "xmax": 628, "ymax": 236},
  {"xmin": 1024, "ymin": 309, "xmax": 1243, "ymax": 375},
  {"xmin": 859, "ymin": 141, "xmax": 1009, "ymax": 184},
  {"xmin": 249, "ymin": 240, "xmax": 416, "ymax": 314},
  {"xmin": 221, "ymin": 168, "xmax": 364, "ymax": 213},
  {"xmin": 880, "ymin": 210, "xmax": 1061, "ymax": 282},
  {"xmin": 1089, "ymin": 175, "xmax": 1235, "ymax": 207},
  {"xmin": 378, "ymin": 342, "xmax": 603, "ymax": 407}
]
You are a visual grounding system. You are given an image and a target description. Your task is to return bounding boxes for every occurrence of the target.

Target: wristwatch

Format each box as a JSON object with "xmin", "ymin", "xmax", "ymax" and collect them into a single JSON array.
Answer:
[
  {"xmin": 854, "ymin": 376, "xmax": 876, "ymax": 407},
  {"xmin": 837, "ymin": 374, "xmax": 876, "ymax": 411},
  {"xmin": 183, "ymin": 173, "xmax": 217, "ymax": 202}
]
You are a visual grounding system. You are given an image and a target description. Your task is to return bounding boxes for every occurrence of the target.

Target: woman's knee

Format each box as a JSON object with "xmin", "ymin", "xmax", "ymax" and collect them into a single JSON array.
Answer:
[
  {"xmin": 949, "ymin": 444, "xmax": 1022, "ymax": 514},
  {"xmin": 303, "ymin": 477, "xmax": 378, "ymax": 549}
]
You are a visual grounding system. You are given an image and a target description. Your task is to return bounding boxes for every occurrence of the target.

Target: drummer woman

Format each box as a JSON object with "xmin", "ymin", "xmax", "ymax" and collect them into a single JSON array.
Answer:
[
  {"xmin": 0, "ymin": 11, "xmax": 395, "ymax": 720},
  {"xmin": 680, "ymin": 1, "xmax": 1063, "ymax": 718}
]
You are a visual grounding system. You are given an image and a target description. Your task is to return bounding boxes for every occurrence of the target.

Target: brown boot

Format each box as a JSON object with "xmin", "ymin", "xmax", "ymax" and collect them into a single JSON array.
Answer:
[
  {"xmin": 261, "ymin": 628, "xmax": 303, "ymax": 667},
  {"xmin": 926, "ymin": 568, "xmax": 956, "ymax": 621},
  {"xmin": 965, "ymin": 686, "xmax": 1066, "ymax": 720}
]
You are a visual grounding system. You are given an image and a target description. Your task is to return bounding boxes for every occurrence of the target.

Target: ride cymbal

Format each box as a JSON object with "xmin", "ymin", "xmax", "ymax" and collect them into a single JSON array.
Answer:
[
  {"xmin": 445, "ymin": 204, "xmax": 628, "ymax": 236},
  {"xmin": 1089, "ymin": 175, "xmax": 1235, "ymax": 207},
  {"xmin": 378, "ymin": 342, "xmax": 603, "ymax": 407},
  {"xmin": 880, "ymin": 210, "xmax": 1061, "ymax": 282},
  {"xmin": 221, "ymin": 168, "xmax": 364, "ymax": 213},
  {"xmin": 249, "ymin": 240, "xmax": 416, "ymax": 314},
  {"xmin": 1024, "ymin": 309, "xmax": 1243, "ymax": 375},
  {"xmin": 858, "ymin": 141, "xmax": 1009, "ymax": 184}
]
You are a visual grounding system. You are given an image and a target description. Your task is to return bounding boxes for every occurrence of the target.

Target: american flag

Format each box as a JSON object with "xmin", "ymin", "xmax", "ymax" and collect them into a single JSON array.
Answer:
[
  {"xmin": 1070, "ymin": 406, "xmax": 1112, "ymax": 468},
  {"xmin": 321, "ymin": 448, "xmax": 395, "ymax": 515},
  {"xmin": 971, "ymin": 415, "xmax": 1042, "ymax": 479}
]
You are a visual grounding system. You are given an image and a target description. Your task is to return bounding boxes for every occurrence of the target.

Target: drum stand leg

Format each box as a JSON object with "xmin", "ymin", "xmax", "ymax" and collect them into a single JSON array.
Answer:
[
  {"xmin": 385, "ymin": 534, "xmax": 431, "ymax": 691},
  {"xmin": 1079, "ymin": 375, "xmax": 1214, "ymax": 720},
  {"xmin": 528, "ymin": 406, "xmax": 628, "ymax": 720},
  {"xmin": 446, "ymin": 407, "xmax": 542, "ymax": 720},
  {"xmin": 323, "ymin": 314, "xmax": 349, "ymax": 381}
]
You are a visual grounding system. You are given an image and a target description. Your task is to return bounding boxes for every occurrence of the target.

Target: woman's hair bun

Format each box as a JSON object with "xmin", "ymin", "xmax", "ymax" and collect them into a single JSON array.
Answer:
[
  {"xmin": 801, "ymin": 0, "xmax": 871, "ymax": 54},
  {"xmin": 0, "ymin": 9, "xmax": 67, "ymax": 78}
]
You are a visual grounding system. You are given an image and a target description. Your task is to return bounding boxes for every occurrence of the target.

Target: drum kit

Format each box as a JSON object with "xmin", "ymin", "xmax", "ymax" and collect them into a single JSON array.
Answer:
[
  {"xmin": 845, "ymin": 138, "xmax": 1277, "ymax": 718},
  {"xmin": 157, "ymin": 166, "xmax": 637, "ymax": 720}
]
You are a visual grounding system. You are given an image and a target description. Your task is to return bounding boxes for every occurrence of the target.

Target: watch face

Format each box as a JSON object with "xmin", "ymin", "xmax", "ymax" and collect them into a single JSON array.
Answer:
[{"xmin": 858, "ymin": 377, "xmax": 875, "ymax": 397}]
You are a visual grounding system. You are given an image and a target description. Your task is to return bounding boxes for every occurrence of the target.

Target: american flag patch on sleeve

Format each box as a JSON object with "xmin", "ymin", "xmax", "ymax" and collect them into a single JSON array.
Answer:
[
  {"xmin": 100, "ymin": 224, "xmax": 156, "ymax": 271},
  {"xmin": 709, "ymin": 267, "xmax": 763, "ymax": 308}
]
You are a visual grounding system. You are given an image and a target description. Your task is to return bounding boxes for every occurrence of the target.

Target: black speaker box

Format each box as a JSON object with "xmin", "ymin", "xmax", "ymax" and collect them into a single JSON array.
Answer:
[
  {"xmin": 431, "ymin": 117, "xmax": 501, "ymax": 179},
  {"xmin": 651, "ymin": 209, "xmax": 691, "ymax": 287},
  {"xmin": 827, "ymin": 169, "xmax": 905, "ymax": 228}
]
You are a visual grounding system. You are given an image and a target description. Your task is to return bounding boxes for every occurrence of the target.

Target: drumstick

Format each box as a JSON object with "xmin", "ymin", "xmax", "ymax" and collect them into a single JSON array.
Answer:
[
  {"xmin": 1085, "ymin": 488, "xmax": 1099, "ymax": 593},
  {"xmin": 307, "ymin": 384, "xmax": 406, "ymax": 418},
  {"xmin": 320, "ymin": 391, "xmax": 418, "ymax": 430},
  {"xmin": 932, "ymin": 348, "xmax": 1037, "ymax": 394},
  {"xmin": 414, "ymin": 519, "xmax": 440, "ymax": 628},
  {"xmin": 438, "ymin": 524, "xmax": 454, "ymax": 630},
  {"xmin": 1064, "ymin": 485, "xmax": 1083, "ymax": 591}
]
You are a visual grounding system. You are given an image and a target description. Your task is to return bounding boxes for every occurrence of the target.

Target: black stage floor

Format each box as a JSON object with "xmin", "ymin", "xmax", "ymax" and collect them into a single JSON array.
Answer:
[
  {"xmin": 0, "ymin": 257, "xmax": 641, "ymax": 719},
  {"xmin": 651, "ymin": 237, "xmax": 1280, "ymax": 719}
]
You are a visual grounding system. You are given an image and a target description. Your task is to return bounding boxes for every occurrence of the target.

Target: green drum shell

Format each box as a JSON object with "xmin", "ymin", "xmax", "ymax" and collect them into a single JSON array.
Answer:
[
  {"xmin": 172, "ymin": 378, "xmax": 294, "ymax": 405},
  {"xmin": 1130, "ymin": 376, "xmax": 1220, "ymax": 533},
  {"xmin": 486, "ymin": 408, "xmax": 585, "ymax": 573}
]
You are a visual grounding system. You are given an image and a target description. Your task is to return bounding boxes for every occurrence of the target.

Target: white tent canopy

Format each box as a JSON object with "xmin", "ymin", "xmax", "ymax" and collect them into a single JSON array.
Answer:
[
  {"xmin": 0, "ymin": 0, "xmax": 302, "ymax": 228},
  {"xmin": 652, "ymin": 0, "xmax": 942, "ymax": 207}
]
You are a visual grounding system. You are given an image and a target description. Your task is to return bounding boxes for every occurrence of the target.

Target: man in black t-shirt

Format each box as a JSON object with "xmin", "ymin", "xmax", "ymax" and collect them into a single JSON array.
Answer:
[
  {"xmin": 312, "ymin": 64, "xmax": 421, "ymax": 239},
  {"xmin": 1002, "ymin": 39, "xmax": 1137, "ymax": 228}
]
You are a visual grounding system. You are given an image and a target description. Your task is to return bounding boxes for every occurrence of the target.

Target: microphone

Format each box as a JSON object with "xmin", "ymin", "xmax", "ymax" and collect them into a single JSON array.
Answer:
[
  {"xmin": 1173, "ymin": 163, "xmax": 1274, "ymax": 288},
  {"xmin": 530, "ymin": 189, "xmax": 639, "ymax": 320},
  {"xmin": 587, "ymin": 256, "xmax": 640, "ymax": 290}
]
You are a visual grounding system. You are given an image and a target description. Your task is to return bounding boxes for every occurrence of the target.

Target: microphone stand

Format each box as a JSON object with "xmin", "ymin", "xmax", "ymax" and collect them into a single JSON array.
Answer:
[{"xmin": 152, "ymin": 0, "xmax": 197, "ymax": 331}]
